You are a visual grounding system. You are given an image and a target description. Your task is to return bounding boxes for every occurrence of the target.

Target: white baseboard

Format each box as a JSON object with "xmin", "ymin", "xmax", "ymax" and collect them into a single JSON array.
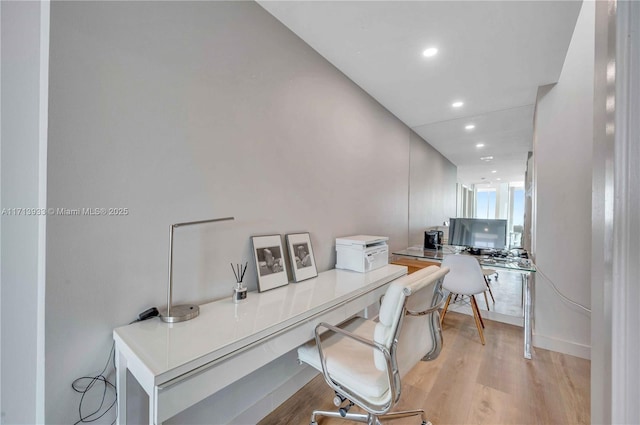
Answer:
[
  {"xmin": 447, "ymin": 305, "xmax": 592, "ymax": 359},
  {"xmin": 533, "ymin": 334, "xmax": 591, "ymax": 359},
  {"xmin": 229, "ymin": 365, "xmax": 318, "ymax": 424}
]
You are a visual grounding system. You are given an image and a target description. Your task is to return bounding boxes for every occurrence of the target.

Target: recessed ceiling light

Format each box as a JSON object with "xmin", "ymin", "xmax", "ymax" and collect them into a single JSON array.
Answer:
[
  {"xmin": 452, "ymin": 101, "xmax": 464, "ymax": 108},
  {"xmin": 491, "ymin": 170, "xmax": 497, "ymax": 173},
  {"xmin": 496, "ymin": 178, "xmax": 502, "ymax": 181},
  {"xmin": 480, "ymin": 156, "xmax": 494, "ymax": 161},
  {"xmin": 476, "ymin": 143, "xmax": 485, "ymax": 148},
  {"xmin": 422, "ymin": 47, "xmax": 438, "ymax": 57},
  {"xmin": 465, "ymin": 124, "xmax": 475, "ymax": 130}
]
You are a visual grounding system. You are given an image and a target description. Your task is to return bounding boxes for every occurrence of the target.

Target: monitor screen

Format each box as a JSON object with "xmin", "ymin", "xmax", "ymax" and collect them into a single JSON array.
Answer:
[{"xmin": 448, "ymin": 218, "xmax": 508, "ymax": 250}]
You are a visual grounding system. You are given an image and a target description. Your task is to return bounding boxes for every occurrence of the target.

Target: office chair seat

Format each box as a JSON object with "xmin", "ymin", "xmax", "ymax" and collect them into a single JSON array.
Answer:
[
  {"xmin": 297, "ymin": 265, "xmax": 449, "ymax": 425},
  {"xmin": 298, "ymin": 318, "xmax": 391, "ymax": 404}
]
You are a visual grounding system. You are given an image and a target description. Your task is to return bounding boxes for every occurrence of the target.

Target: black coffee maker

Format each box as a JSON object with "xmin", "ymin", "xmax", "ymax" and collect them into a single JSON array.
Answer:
[{"xmin": 424, "ymin": 230, "xmax": 443, "ymax": 249}]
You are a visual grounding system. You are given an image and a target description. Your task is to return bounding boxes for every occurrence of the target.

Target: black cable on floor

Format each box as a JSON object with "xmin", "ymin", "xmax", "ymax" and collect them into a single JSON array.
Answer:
[
  {"xmin": 71, "ymin": 310, "xmax": 159, "ymax": 424},
  {"xmin": 71, "ymin": 342, "xmax": 117, "ymax": 425}
]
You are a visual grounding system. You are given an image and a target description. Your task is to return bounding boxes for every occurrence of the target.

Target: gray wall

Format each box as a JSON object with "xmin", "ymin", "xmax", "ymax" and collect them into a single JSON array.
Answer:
[
  {"xmin": 532, "ymin": 1, "xmax": 593, "ymax": 358},
  {"xmin": 409, "ymin": 130, "xmax": 457, "ymax": 247},
  {"xmin": 45, "ymin": 1, "xmax": 456, "ymax": 423}
]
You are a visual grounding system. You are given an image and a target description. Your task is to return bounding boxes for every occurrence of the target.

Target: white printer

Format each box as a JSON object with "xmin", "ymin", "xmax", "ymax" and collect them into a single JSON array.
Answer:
[{"xmin": 335, "ymin": 235, "xmax": 389, "ymax": 273}]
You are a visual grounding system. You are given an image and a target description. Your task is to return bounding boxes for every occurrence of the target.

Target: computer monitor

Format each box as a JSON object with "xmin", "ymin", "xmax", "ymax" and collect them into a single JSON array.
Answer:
[{"xmin": 448, "ymin": 218, "xmax": 508, "ymax": 250}]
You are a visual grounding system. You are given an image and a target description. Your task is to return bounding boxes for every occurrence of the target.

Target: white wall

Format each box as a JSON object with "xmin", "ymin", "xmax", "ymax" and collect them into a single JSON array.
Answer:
[
  {"xmin": 0, "ymin": 1, "xmax": 48, "ymax": 423},
  {"xmin": 45, "ymin": 2, "xmax": 456, "ymax": 424},
  {"xmin": 591, "ymin": 1, "xmax": 614, "ymax": 421},
  {"xmin": 592, "ymin": 2, "xmax": 640, "ymax": 422},
  {"xmin": 532, "ymin": 1, "xmax": 594, "ymax": 358},
  {"xmin": 593, "ymin": 1, "xmax": 640, "ymax": 423}
]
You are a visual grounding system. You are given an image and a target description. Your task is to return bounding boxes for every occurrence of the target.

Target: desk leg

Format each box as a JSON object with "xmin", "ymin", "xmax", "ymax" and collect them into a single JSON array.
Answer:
[
  {"xmin": 523, "ymin": 273, "xmax": 532, "ymax": 359},
  {"xmin": 149, "ymin": 387, "xmax": 164, "ymax": 425},
  {"xmin": 149, "ymin": 392, "xmax": 155, "ymax": 425},
  {"xmin": 115, "ymin": 346, "xmax": 127, "ymax": 425}
]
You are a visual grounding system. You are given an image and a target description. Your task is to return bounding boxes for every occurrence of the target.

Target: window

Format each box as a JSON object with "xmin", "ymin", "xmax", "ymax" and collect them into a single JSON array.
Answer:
[
  {"xmin": 456, "ymin": 184, "xmax": 474, "ymax": 218},
  {"xmin": 460, "ymin": 182, "xmax": 525, "ymax": 248},
  {"xmin": 509, "ymin": 183, "xmax": 525, "ymax": 248},
  {"xmin": 475, "ymin": 188, "xmax": 496, "ymax": 219}
]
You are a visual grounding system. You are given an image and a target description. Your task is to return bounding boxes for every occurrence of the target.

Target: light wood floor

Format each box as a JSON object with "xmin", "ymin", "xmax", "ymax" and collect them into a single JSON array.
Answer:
[{"xmin": 258, "ymin": 312, "xmax": 590, "ymax": 425}]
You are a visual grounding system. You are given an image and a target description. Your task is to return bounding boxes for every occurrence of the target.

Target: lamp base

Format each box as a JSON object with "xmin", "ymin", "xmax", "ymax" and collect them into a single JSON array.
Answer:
[{"xmin": 160, "ymin": 304, "xmax": 200, "ymax": 323}]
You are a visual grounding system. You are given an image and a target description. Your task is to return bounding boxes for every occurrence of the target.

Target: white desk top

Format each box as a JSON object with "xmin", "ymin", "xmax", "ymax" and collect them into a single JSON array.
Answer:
[{"xmin": 113, "ymin": 265, "xmax": 406, "ymax": 385}]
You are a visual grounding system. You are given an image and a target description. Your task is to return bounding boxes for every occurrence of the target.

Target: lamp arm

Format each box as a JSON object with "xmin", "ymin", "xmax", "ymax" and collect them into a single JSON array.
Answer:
[{"xmin": 162, "ymin": 216, "xmax": 235, "ymax": 323}]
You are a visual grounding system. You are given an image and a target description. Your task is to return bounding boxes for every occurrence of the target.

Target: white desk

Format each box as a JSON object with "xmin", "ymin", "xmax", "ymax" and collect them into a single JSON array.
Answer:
[{"xmin": 113, "ymin": 265, "xmax": 407, "ymax": 425}]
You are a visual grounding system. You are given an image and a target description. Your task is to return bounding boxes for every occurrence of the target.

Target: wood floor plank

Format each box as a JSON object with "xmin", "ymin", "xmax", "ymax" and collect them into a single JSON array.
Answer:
[
  {"xmin": 258, "ymin": 312, "xmax": 590, "ymax": 425},
  {"xmin": 528, "ymin": 348, "xmax": 571, "ymax": 424},
  {"xmin": 258, "ymin": 374, "xmax": 334, "ymax": 425},
  {"xmin": 550, "ymin": 351, "xmax": 590, "ymax": 424},
  {"xmin": 424, "ymin": 314, "xmax": 485, "ymax": 424},
  {"xmin": 465, "ymin": 383, "xmax": 512, "ymax": 425}
]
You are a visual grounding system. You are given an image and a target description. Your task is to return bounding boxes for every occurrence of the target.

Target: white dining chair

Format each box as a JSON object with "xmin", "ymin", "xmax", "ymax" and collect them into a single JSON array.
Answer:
[{"xmin": 440, "ymin": 254, "xmax": 488, "ymax": 345}]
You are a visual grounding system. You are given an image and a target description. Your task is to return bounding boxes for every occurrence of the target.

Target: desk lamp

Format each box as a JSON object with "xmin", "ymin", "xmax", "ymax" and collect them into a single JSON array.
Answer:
[{"xmin": 160, "ymin": 216, "xmax": 235, "ymax": 323}]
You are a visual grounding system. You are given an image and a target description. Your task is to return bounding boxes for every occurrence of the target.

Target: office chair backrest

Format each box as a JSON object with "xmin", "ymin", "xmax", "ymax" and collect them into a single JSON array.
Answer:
[
  {"xmin": 374, "ymin": 265, "xmax": 449, "ymax": 374},
  {"xmin": 441, "ymin": 254, "xmax": 486, "ymax": 295}
]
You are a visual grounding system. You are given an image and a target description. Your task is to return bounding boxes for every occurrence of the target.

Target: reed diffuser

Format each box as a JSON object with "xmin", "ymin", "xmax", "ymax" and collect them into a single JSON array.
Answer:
[{"xmin": 231, "ymin": 262, "xmax": 248, "ymax": 303}]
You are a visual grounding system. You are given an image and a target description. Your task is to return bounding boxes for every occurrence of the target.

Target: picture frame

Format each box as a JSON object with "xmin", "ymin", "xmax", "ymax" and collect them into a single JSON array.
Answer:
[
  {"xmin": 286, "ymin": 232, "xmax": 318, "ymax": 282},
  {"xmin": 251, "ymin": 235, "xmax": 289, "ymax": 292}
]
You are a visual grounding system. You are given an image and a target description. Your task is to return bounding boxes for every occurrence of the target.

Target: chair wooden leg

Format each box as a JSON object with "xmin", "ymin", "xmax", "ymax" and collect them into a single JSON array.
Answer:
[
  {"xmin": 470, "ymin": 295, "xmax": 486, "ymax": 345},
  {"xmin": 471, "ymin": 295, "xmax": 485, "ymax": 328},
  {"xmin": 483, "ymin": 291, "xmax": 490, "ymax": 311},
  {"xmin": 440, "ymin": 293, "xmax": 452, "ymax": 326},
  {"xmin": 470, "ymin": 301, "xmax": 483, "ymax": 341}
]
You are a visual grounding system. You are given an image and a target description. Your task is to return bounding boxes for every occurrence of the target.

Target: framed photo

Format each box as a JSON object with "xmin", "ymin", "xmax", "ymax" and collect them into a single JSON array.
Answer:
[
  {"xmin": 286, "ymin": 233, "xmax": 318, "ymax": 282},
  {"xmin": 251, "ymin": 235, "xmax": 289, "ymax": 292}
]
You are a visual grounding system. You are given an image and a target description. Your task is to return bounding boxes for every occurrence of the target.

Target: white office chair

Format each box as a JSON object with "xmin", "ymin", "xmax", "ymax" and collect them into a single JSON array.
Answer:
[
  {"xmin": 440, "ymin": 254, "xmax": 487, "ymax": 345},
  {"xmin": 297, "ymin": 265, "xmax": 449, "ymax": 425}
]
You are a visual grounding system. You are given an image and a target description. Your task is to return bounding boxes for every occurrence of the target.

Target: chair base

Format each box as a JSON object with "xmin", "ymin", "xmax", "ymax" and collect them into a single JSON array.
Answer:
[{"xmin": 310, "ymin": 408, "xmax": 430, "ymax": 425}]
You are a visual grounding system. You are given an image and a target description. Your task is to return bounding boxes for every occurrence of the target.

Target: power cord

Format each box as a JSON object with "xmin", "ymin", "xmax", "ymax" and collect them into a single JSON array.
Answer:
[
  {"xmin": 71, "ymin": 307, "xmax": 159, "ymax": 424},
  {"xmin": 71, "ymin": 343, "xmax": 117, "ymax": 425},
  {"xmin": 535, "ymin": 266, "xmax": 592, "ymax": 313}
]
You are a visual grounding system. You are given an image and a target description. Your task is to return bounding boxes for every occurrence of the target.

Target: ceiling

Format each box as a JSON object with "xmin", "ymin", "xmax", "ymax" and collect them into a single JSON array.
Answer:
[{"xmin": 258, "ymin": 0, "xmax": 582, "ymax": 186}]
